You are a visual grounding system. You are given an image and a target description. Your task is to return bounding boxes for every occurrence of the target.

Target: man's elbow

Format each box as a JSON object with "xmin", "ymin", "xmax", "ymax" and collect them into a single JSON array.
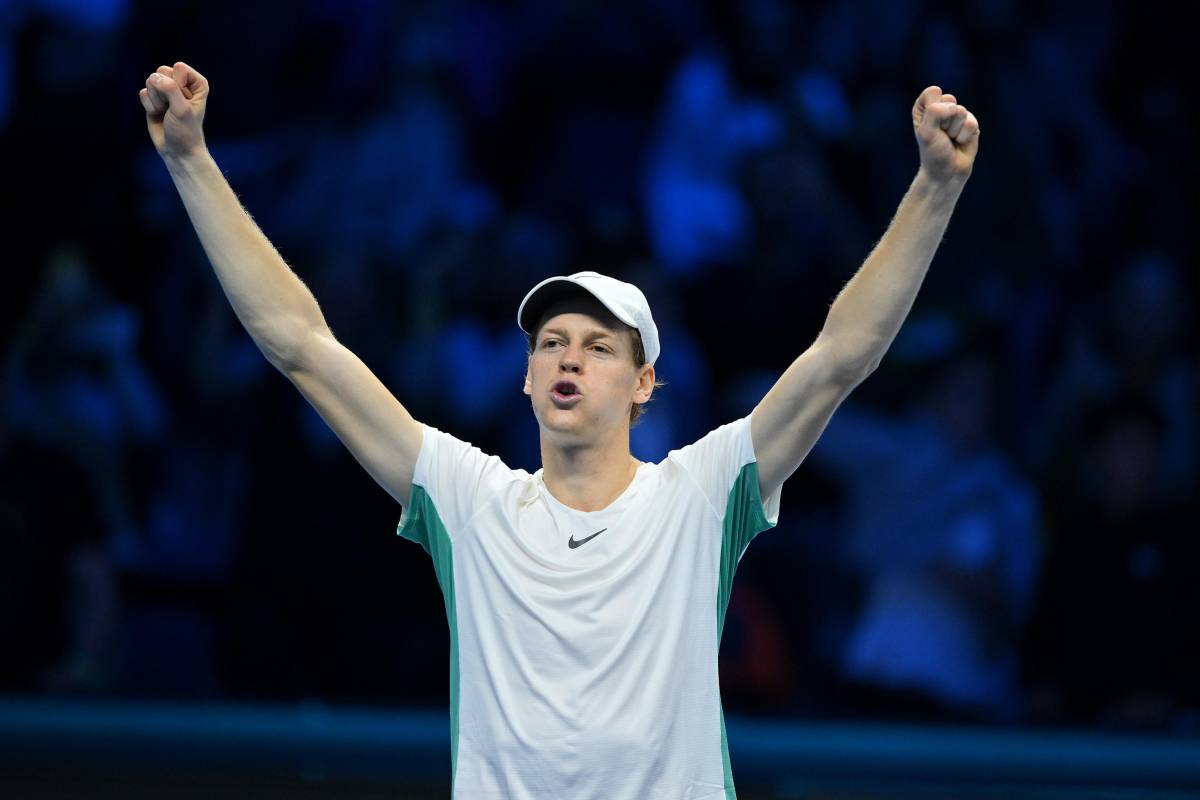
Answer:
[
  {"xmin": 820, "ymin": 333, "xmax": 886, "ymax": 383},
  {"xmin": 259, "ymin": 319, "xmax": 333, "ymax": 373},
  {"xmin": 860, "ymin": 350, "xmax": 885, "ymax": 376}
]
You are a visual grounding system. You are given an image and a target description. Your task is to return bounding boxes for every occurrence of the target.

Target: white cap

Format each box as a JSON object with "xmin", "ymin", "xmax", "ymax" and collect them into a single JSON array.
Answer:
[{"xmin": 517, "ymin": 270, "xmax": 660, "ymax": 366}]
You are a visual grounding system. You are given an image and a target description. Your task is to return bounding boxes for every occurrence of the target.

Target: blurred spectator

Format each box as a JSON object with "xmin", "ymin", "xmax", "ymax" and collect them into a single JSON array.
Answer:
[
  {"xmin": 809, "ymin": 319, "xmax": 1042, "ymax": 723},
  {"xmin": 1023, "ymin": 392, "xmax": 1200, "ymax": 729},
  {"xmin": 644, "ymin": 50, "xmax": 782, "ymax": 275},
  {"xmin": 112, "ymin": 272, "xmax": 270, "ymax": 699},
  {"xmin": 2, "ymin": 245, "xmax": 164, "ymax": 693},
  {"xmin": 1027, "ymin": 251, "xmax": 1196, "ymax": 497},
  {"xmin": 0, "ymin": 429, "xmax": 111, "ymax": 693},
  {"xmin": 720, "ymin": 580, "xmax": 797, "ymax": 712},
  {"xmin": 269, "ymin": 76, "xmax": 492, "ymax": 269}
]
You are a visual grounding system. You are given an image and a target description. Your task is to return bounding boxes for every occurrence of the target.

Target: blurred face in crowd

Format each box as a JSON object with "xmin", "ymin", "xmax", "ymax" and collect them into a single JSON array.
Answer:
[
  {"xmin": 926, "ymin": 353, "xmax": 995, "ymax": 452},
  {"xmin": 523, "ymin": 295, "xmax": 654, "ymax": 444},
  {"xmin": 1091, "ymin": 415, "xmax": 1161, "ymax": 516}
]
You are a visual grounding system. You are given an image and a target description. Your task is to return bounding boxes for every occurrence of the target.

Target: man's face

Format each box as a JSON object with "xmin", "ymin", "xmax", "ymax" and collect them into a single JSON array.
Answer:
[{"xmin": 523, "ymin": 297, "xmax": 653, "ymax": 442}]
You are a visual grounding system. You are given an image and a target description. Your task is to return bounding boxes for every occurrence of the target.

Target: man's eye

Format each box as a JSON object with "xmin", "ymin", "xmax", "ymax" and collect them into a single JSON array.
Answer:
[{"xmin": 540, "ymin": 340, "xmax": 609, "ymax": 353}]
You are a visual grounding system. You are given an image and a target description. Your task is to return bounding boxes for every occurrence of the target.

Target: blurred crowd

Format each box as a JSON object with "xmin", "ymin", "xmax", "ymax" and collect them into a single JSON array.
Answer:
[{"xmin": 1, "ymin": 0, "xmax": 1197, "ymax": 734}]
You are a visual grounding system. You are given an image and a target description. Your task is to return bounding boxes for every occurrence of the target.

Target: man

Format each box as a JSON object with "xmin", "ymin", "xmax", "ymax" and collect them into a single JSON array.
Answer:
[{"xmin": 140, "ymin": 60, "xmax": 978, "ymax": 799}]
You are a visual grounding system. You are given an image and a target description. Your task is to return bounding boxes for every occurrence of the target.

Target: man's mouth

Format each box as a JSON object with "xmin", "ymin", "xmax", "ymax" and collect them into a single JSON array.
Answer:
[{"xmin": 551, "ymin": 381, "xmax": 582, "ymax": 405}]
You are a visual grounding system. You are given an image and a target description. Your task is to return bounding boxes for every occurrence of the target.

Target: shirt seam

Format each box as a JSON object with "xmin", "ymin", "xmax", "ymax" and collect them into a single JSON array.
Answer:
[
  {"xmin": 418, "ymin": 422, "xmax": 522, "ymax": 544},
  {"xmin": 460, "ymin": 475, "xmax": 521, "ymax": 532},
  {"xmin": 670, "ymin": 454, "xmax": 723, "ymax": 525}
]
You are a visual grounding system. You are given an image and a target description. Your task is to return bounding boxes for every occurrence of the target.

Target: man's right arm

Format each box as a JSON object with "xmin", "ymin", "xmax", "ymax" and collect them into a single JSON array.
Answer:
[
  {"xmin": 143, "ymin": 62, "xmax": 421, "ymax": 506},
  {"xmin": 279, "ymin": 329, "xmax": 423, "ymax": 508},
  {"xmin": 160, "ymin": 148, "xmax": 323, "ymax": 369}
]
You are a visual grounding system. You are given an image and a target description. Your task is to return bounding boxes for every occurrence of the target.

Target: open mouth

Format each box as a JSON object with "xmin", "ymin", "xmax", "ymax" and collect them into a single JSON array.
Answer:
[{"xmin": 551, "ymin": 381, "xmax": 582, "ymax": 404}]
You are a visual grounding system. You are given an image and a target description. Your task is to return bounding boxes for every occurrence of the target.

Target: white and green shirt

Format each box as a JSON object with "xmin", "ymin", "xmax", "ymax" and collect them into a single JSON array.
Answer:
[{"xmin": 396, "ymin": 414, "xmax": 783, "ymax": 799}]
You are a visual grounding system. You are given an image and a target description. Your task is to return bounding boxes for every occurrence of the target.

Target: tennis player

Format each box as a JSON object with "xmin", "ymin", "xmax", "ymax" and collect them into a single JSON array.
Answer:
[{"xmin": 141, "ymin": 61, "xmax": 978, "ymax": 798}]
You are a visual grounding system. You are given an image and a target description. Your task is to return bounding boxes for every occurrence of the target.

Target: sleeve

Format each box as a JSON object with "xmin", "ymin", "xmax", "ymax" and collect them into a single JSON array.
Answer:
[
  {"xmin": 395, "ymin": 422, "xmax": 516, "ymax": 554},
  {"xmin": 668, "ymin": 414, "xmax": 782, "ymax": 558}
]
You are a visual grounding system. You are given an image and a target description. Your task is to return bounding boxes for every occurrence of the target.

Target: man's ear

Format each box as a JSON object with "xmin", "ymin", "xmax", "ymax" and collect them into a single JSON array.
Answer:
[{"xmin": 636, "ymin": 364, "xmax": 655, "ymax": 402}]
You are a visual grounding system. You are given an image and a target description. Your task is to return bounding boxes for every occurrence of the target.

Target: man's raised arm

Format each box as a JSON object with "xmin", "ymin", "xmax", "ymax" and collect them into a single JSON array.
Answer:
[
  {"xmin": 139, "ymin": 62, "xmax": 322, "ymax": 368},
  {"xmin": 139, "ymin": 62, "xmax": 422, "ymax": 506},
  {"xmin": 750, "ymin": 85, "xmax": 981, "ymax": 499},
  {"xmin": 817, "ymin": 86, "xmax": 979, "ymax": 366}
]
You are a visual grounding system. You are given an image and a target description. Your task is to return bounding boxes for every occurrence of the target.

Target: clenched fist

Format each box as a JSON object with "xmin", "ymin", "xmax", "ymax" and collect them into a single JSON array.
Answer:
[
  {"xmin": 138, "ymin": 61, "xmax": 209, "ymax": 160},
  {"xmin": 912, "ymin": 85, "xmax": 979, "ymax": 186}
]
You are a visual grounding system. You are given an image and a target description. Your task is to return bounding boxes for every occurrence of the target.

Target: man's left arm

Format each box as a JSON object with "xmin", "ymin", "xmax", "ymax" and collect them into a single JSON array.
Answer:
[{"xmin": 752, "ymin": 85, "xmax": 981, "ymax": 499}]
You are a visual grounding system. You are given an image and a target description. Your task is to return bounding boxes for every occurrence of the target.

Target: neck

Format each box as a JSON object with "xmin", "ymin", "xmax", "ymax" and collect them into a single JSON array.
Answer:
[{"xmin": 539, "ymin": 428, "xmax": 641, "ymax": 512}]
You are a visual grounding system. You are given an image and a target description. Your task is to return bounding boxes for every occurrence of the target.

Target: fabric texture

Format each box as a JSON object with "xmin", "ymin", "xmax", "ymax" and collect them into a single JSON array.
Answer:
[{"xmin": 397, "ymin": 414, "xmax": 782, "ymax": 799}]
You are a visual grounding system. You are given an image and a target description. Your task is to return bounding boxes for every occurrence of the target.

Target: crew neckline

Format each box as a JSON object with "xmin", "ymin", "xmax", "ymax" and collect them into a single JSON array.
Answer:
[{"xmin": 536, "ymin": 461, "xmax": 648, "ymax": 515}]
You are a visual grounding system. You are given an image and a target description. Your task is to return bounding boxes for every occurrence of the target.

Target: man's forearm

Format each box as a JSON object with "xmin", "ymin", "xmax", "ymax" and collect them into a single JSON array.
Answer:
[
  {"xmin": 163, "ymin": 149, "xmax": 328, "ymax": 367},
  {"xmin": 820, "ymin": 168, "xmax": 966, "ymax": 371}
]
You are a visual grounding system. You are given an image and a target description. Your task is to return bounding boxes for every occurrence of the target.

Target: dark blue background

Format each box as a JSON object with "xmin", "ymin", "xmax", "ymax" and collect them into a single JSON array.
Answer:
[{"xmin": 2, "ymin": 0, "xmax": 1197, "ymax": 742}]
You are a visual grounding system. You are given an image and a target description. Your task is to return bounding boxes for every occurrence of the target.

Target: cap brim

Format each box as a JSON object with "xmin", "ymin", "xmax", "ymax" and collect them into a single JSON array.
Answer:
[{"xmin": 518, "ymin": 279, "xmax": 622, "ymax": 334}]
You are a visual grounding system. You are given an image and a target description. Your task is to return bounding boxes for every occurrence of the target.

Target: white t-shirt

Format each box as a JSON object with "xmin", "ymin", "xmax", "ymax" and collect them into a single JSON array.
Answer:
[{"xmin": 396, "ymin": 414, "xmax": 783, "ymax": 799}]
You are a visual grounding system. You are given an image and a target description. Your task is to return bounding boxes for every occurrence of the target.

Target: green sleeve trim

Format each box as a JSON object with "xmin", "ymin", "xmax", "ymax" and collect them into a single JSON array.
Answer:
[
  {"xmin": 716, "ymin": 460, "xmax": 776, "ymax": 642},
  {"xmin": 716, "ymin": 459, "xmax": 777, "ymax": 798},
  {"xmin": 396, "ymin": 485, "xmax": 460, "ymax": 796}
]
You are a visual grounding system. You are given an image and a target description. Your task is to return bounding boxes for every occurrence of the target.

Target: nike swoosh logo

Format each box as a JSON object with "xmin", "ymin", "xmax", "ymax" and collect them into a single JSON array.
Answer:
[{"xmin": 568, "ymin": 528, "xmax": 607, "ymax": 549}]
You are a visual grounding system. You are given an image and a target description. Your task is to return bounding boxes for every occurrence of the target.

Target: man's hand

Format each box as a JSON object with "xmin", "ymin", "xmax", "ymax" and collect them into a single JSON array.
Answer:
[
  {"xmin": 138, "ymin": 61, "xmax": 209, "ymax": 161},
  {"xmin": 912, "ymin": 85, "xmax": 979, "ymax": 185}
]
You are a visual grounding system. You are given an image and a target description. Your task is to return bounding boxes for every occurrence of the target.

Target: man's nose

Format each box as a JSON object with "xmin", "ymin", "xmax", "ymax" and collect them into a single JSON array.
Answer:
[{"xmin": 559, "ymin": 346, "xmax": 582, "ymax": 371}]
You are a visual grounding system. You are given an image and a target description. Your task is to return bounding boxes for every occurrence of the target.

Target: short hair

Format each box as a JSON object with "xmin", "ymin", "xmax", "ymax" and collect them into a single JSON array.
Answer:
[{"xmin": 525, "ymin": 319, "xmax": 665, "ymax": 428}]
